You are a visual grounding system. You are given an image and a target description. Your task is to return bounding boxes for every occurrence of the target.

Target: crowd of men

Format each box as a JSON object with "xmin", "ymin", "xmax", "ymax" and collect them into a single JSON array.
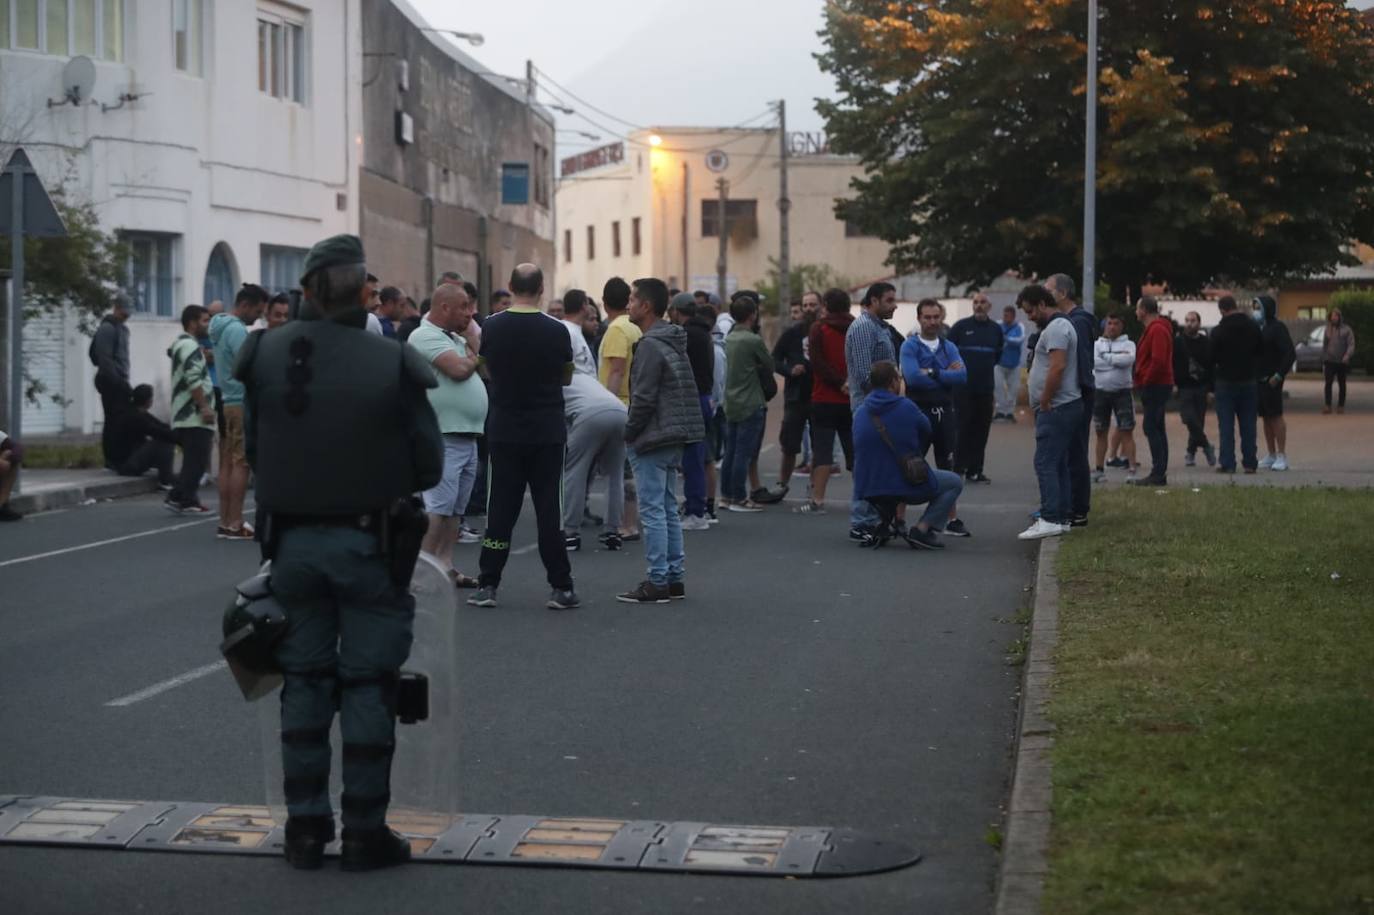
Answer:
[{"xmin": 17, "ymin": 252, "xmax": 1354, "ymax": 561}]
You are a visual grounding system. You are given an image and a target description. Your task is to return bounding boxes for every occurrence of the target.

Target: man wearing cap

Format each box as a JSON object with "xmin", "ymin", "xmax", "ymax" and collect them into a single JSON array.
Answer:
[{"xmin": 235, "ymin": 234, "xmax": 443, "ymax": 873}]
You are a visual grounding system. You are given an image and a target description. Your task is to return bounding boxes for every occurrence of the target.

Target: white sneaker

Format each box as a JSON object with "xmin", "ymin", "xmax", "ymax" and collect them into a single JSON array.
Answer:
[
  {"xmin": 1018, "ymin": 518, "xmax": 1068, "ymax": 540},
  {"xmin": 1258, "ymin": 454, "xmax": 1276, "ymax": 470},
  {"xmin": 680, "ymin": 514, "xmax": 711, "ymax": 531},
  {"xmin": 727, "ymin": 500, "xmax": 764, "ymax": 513},
  {"xmin": 1271, "ymin": 454, "xmax": 1289, "ymax": 472}
]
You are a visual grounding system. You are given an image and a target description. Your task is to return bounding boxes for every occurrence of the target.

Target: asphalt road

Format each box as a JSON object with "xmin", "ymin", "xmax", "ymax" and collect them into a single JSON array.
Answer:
[{"xmin": 0, "ymin": 417, "xmax": 1040, "ymax": 914}]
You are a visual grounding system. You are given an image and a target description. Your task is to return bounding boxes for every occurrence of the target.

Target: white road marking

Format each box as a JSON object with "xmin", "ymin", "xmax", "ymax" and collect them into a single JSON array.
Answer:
[
  {"xmin": 105, "ymin": 660, "xmax": 228, "ymax": 707},
  {"xmin": 0, "ymin": 516, "xmax": 219, "ymax": 568},
  {"xmin": 1, "ymin": 501, "xmax": 257, "ymax": 568}
]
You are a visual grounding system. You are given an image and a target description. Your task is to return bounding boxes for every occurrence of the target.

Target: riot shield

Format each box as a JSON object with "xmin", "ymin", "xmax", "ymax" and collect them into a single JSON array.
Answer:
[{"xmin": 258, "ymin": 553, "xmax": 460, "ymax": 826}]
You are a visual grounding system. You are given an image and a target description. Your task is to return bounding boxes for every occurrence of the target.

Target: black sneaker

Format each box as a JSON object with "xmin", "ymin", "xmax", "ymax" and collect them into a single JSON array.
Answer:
[
  {"xmin": 668, "ymin": 581, "xmax": 685, "ymax": 600},
  {"xmin": 751, "ymin": 485, "xmax": 788, "ymax": 505},
  {"xmin": 616, "ymin": 581, "xmax": 670, "ymax": 604},
  {"xmin": 564, "ymin": 531, "xmax": 582, "ymax": 552},
  {"xmin": 547, "ymin": 588, "xmax": 581, "ymax": 610},
  {"xmin": 340, "ymin": 826, "xmax": 412, "ymax": 872},
  {"xmin": 943, "ymin": 518, "xmax": 972, "ymax": 537},
  {"xmin": 965, "ymin": 472, "xmax": 992, "ymax": 484},
  {"xmin": 283, "ymin": 815, "xmax": 335, "ymax": 870},
  {"xmin": 905, "ymin": 526, "xmax": 945, "ymax": 550},
  {"xmin": 848, "ymin": 526, "xmax": 872, "ymax": 543},
  {"xmin": 1105, "ymin": 457, "xmax": 1129, "ymax": 468},
  {"xmin": 597, "ymin": 531, "xmax": 623, "ymax": 551},
  {"xmin": 1069, "ymin": 514, "xmax": 1089, "ymax": 528}
]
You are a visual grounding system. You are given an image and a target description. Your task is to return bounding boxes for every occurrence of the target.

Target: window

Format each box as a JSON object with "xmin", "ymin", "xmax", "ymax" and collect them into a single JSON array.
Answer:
[
  {"xmin": 15, "ymin": 0, "xmax": 39, "ymax": 49},
  {"xmin": 563, "ymin": 229, "xmax": 571, "ymax": 263},
  {"xmin": 1297, "ymin": 306, "xmax": 1328, "ymax": 322},
  {"xmin": 501, "ymin": 163, "xmax": 530, "ymax": 205},
  {"xmin": 612, "ymin": 221, "xmax": 621, "ymax": 258},
  {"xmin": 260, "ymin": 245, "xmax": 308, "ymax": 294},
  {"xmin": 533, "ymin": 143, "xmax": 550, "ymax": 208},
  {"xmin": 173, "ymin": 0, "xmax": 201, "ymax": 75},
  {"xmin": 632, "ymin": 217, "xmax": 642, "ymax": 256},
  {"xmin": 701, "ymin": 199, "xmax": 758, "ymax": 240},
  {"xmin": 45, "ymin": 0, "xmax": 65, "ymax": 54},
  {"xmin": 122, "ymin": 232, "xmax": 179, "ymax": 318},
  {"xmin": 3, "ymin": 1, "xmax": 122, "ymax": 60},
  {"xmin": 204, "ymin": 243, "xmax": 237, "ymax": 307},
  {"xmin": 844, "ymin": 219, "xmax": 876, "ymax": 238},
  {"xmin": 258, "ymin": 8, "xmax": 306, "ymax": 103},
  {"xmin": 586, "ymin": 226, "xmax": 595, "ymax": 261}
]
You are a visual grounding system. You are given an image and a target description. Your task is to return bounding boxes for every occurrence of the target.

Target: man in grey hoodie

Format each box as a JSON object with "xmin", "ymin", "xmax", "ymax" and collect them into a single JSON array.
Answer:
[
  {"xmin": 91, "ymin": 297, "xmax": 132, "ymax": 468},
  {"xmin": 618, "ymin": 278, "xmax": 706, "ymax": 604}
]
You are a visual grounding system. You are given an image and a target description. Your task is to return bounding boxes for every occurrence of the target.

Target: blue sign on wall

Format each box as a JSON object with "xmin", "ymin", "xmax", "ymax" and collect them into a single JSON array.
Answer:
[{"xmin": 501, "ymin": 163, "xmax": 530, "ymax": 205}]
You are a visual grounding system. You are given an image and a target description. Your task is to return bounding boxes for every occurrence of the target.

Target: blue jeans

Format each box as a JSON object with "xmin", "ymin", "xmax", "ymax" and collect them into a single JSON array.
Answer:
[
  {"xmin": 629, "ymin": 445, "xmax": 685, "ymax": 587},
  {"xmin": 1214, "ymin": 380, "xmax": 1258, "ymax": 471},
  {"xmin": 1034, "ymin": 400, "xmax": 1083, "ymax": 524},
  {"xmin": 915, "ymin": 469, "xmax": 964, "ymax": 530},
  {"xmin": 680, "ymin": 394, "xmax": 713, "ymax": 517},
  {"xmin": 721, "ymin": 406, "xmax": 766, "ymax": 501}
]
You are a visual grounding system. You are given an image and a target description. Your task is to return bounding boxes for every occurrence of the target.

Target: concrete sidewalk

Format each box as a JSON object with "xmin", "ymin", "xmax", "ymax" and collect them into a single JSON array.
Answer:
[{"xmin": 8, "ymin": 468, "xmax": 160, "ymax": 515}]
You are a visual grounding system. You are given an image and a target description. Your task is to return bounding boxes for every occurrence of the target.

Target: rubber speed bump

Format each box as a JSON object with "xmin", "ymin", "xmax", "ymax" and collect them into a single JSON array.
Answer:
[{"xmin": 0, "ymin": 795, "xmax": 920, "ymax": 878}]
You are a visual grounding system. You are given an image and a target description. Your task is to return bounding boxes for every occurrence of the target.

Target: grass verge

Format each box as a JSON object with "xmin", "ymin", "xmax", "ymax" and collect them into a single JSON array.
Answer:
[
  {"xmin": 1043, "ymin": 487, "xmax": 1374, "ymax": 915},
  {"xmin": 19, "ymin": 443, "xmax": 106, "ymax": 469}
]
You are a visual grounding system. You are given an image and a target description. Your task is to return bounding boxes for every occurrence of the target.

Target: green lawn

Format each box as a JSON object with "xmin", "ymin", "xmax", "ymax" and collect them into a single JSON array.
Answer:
[{"xmin": 1044, "ymin": 487, "xmax": 1374, "ymax": 915}]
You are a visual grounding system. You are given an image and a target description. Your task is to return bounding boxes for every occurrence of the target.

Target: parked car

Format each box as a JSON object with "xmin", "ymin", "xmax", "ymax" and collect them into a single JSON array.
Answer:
[{"xmin": 1294, "ymin": 326, "xmax": 1326, "ymax": 372}]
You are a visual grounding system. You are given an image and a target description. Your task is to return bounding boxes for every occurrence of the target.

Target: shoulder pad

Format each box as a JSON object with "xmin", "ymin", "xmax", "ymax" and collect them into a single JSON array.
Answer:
[
  {"xmin": 234, "ymin": 329, "xmax": 263, "ymax": 384},
  {"xmin": 401, "ymin": 343, "xmax": 439, "ymax": 389}
]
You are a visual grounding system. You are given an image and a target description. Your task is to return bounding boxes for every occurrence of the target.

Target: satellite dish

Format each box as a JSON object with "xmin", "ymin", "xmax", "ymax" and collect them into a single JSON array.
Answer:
[{"xmin": 62, "ymin": 56, "xmax": 97, "ymax": 105}]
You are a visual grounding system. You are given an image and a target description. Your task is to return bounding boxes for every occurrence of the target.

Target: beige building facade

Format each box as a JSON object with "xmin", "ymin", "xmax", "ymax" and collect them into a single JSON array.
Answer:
[{"xmin": 555, "ymin": 127, "xmax": 891, "ymax": 303}]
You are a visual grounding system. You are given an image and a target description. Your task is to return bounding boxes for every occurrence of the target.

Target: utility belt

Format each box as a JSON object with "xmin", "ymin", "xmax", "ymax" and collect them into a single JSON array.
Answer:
[{"xmin": 256, "ymin": 497, "xmax": 429, "ymax": 588}]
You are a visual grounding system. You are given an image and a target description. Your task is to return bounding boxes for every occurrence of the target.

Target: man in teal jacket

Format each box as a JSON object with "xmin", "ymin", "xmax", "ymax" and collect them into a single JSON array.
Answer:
[{"xmin": 209, "ymin": 284, "xmax": 268, "ymax": 539}]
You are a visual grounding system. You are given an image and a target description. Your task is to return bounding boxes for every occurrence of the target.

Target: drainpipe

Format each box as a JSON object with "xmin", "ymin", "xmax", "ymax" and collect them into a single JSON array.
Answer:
[
  {"xmin": 478, "ymin": 215, "xmax": 490, "ymax": 318},
  {"xmin": 423, "ymin": 195, "xmax": 435, "ymax": 293}
]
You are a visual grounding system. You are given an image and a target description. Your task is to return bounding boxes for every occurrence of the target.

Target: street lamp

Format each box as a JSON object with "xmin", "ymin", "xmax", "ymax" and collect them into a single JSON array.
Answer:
[
  {"xmin": 1083, "ymin": 0, "xmax": 1098, "ymax": 313},
  {"xmin": 421, "ymin": 28, "xmax": 484, "ymax": 47}
]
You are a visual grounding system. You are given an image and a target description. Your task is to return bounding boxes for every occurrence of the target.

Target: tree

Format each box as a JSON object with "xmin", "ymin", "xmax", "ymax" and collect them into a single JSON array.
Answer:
[
  {"xmin": 817, "ymin": 1, "xmax": 1374, "ymax": 299},
  {"xmin": 753, "ymin": 259, "xmax": 852, "ymax": 315},
  {"xmin": 1, "ymin": 192, "xmax": 128, "ymax": 403}
]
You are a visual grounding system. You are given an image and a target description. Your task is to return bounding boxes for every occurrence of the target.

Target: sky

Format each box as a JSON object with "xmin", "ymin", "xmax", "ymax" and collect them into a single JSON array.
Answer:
[
  {"xmin": 410, "ymin": 0, "xmax": 1374, "ymax": 155},
  {"xmin": 408, "ymin": 0, "xmax": 838, "ymax": 151}
]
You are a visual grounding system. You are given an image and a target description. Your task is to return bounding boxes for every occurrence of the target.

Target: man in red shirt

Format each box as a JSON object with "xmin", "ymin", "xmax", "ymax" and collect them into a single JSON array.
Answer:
[
  {"xmin": 798, "ymin": 288, "xmax": 855, "ymax": 513},
  {"xmin": 1130, "ymin": 295, "xmax": 1175, "ymax": 486}
]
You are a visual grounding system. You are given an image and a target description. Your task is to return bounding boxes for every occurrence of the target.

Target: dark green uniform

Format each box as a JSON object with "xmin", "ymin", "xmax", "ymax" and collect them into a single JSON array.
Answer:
[{"xmin": 236, "ymin": 237, "xmax": 442, "ymax": 837}]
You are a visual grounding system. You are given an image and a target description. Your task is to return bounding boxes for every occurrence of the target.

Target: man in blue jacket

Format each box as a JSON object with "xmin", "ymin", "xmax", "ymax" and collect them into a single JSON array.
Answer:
[
  {"xmin": 899, "ymin": 299, "xmax": 971, "ymax": 537},
  {"xmin": 949, "ymin": 292, "xmax": 1004, "ymax": 483},
  {"xmin": 853, "ymin": 361, "xmax": 966, "ymax": 550},
  {"xmin": 995, "ymin": 305, "xmax": 1025, "ymax": 421}
]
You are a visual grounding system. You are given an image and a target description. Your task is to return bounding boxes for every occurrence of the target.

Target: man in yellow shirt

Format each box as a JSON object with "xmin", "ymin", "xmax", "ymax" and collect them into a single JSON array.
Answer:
[
  {"xmin": 598, "ymin": 277, "xmax": 642, "ymax": 403},
  {"xmin": 597, "ymin": 277, "xmax": 641, "ymax": 539}
]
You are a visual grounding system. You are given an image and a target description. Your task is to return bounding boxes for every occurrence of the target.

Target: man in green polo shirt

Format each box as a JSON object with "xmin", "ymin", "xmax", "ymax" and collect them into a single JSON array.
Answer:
[{"xmin": 407, "ymin": 283, "xmax": 488, "ymax": 588}]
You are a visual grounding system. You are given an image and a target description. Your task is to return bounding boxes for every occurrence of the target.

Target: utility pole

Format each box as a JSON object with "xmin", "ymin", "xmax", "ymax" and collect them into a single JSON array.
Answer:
[
  {"xmin": 776, "ymin": 99, "xmax": 791, "ymax": 318},
  {"xmin": 1082, "ymin": 0, "xmax": 1098, "ymax": 313},
  {"xmin": 715, "ymin": 177, "xmax": 729, "ymax": 304}
]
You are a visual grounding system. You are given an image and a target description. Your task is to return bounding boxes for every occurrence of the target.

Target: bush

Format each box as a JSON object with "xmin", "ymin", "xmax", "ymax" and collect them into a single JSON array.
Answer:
[{"xmin": 1326, "ymin": 288, "xmax": 1374, "ymax": 374}]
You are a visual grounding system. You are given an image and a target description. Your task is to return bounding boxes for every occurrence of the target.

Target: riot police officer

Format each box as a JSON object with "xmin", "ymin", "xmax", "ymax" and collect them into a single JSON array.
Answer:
[{"xmin": 235, "ymin": 235, "xmax": 443, "ymax": 871}]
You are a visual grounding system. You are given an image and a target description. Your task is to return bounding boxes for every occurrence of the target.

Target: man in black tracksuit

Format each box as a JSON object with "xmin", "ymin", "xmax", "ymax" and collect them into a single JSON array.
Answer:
[
  {"xmin": 949, "ymin": 294, "xmax": 1004, "ymax": 482},
  {"xmin": 1173, "ymin": 312, "xmax": 1215, "ymax": 467},
  {"xmin": 771, "ymin": 302, "xmax": 813, "ymax": 493},
  {"xmin": 469, "ymin": 264, "xmax": 577, "ymax": 610}
]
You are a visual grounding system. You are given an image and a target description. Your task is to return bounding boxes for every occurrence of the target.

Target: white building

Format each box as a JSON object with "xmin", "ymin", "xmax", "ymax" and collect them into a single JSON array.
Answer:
[{"xmin": 1, "ymin": 0, "xmax": 360, "ymax": 434}]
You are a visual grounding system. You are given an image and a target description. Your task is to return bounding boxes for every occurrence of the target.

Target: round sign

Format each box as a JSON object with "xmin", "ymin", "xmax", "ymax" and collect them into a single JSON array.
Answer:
[{"xmin": 705, "ymin": 150, "xmax": 729, "ymax": 173}]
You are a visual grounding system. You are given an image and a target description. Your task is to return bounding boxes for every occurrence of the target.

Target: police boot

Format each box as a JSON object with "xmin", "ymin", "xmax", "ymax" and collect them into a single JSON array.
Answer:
[
  {"xmin": 341, "ymin": 826, "xmax": 412, "ymax": 872},
  {"xmin": 283, "ymin": 815, "xmax": 336, "ymax": 870}
]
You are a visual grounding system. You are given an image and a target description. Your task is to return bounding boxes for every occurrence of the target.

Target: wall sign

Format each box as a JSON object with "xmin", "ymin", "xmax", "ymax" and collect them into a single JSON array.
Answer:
[{"xmin": 705, "ymin": 149, "xmax": 729, "ymax": 172}]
